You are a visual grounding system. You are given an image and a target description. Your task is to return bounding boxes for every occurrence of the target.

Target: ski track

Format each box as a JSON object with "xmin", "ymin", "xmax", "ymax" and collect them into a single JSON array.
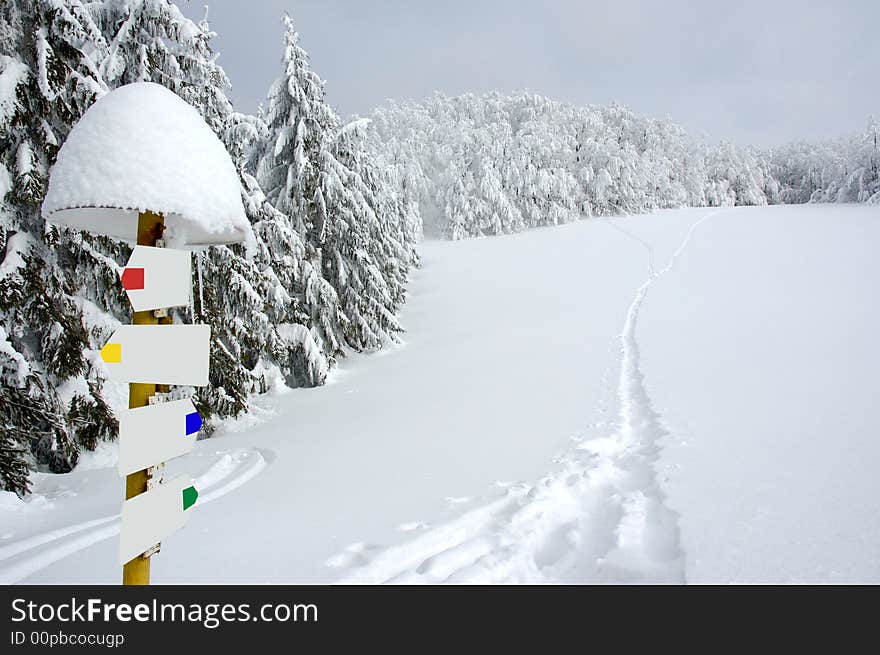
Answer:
[
  {"xmin": 333, "ymin": 210, "xmax": 720, "ymax": 584},
  {"xmin": 0, "ymin": 448, "xmax": 268, "ymax": 584}
]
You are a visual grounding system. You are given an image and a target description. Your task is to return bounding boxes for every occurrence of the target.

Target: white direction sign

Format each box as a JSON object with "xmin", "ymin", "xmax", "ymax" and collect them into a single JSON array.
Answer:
[
  {"xmin": 120, "ymin": 246, "xmax": 191, "ymax": 312},
  {"xmin": 101, "ymin": 324, "xmax": 211, "ymax": 386},
  {"xmin": 118, "ymin": 399, "xmax": 201, "ymax": 477},
  {"xmin": 119, "ymin": 475, "xmax": 198, "ymax": 565}
]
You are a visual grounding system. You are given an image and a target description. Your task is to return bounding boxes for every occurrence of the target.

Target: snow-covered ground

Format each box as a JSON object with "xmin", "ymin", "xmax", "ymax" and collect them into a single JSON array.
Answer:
[
  {"xmin": 640, "ymin": 204, "xmax": 880, "ymax": 583},
  {"xmin": 2, "ymin": 204, "xmax": 878, "ymax": 583}
]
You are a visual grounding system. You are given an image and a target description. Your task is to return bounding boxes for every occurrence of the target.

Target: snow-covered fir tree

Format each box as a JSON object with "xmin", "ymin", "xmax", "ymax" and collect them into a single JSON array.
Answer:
[
  {"xmin": 224, "ymin": 110, "xmax": 330, "ymax": 390},
  {"xmin": 323, "ymin": 118, "xmax": 416, "ymax": 348},
  {"xmin": 95, "ymin": 0, "xmax": 232, "ymax": 132},
  {"xmin": 255, "ymin": 15, "xmax": 416, "ymax": 355},
  {"xmin": 1, "ymin": 0, "xmax": 117, "ymax": 495},
  {"xmin": 255, "ymin": 15, "xmax": 347, "ymax": 360}
]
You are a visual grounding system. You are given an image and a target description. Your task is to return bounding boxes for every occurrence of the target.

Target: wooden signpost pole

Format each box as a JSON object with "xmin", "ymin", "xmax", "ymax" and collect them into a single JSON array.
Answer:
[{"xmin": 123, "ymin": 209, "xmax": 164, "ymax": 586}]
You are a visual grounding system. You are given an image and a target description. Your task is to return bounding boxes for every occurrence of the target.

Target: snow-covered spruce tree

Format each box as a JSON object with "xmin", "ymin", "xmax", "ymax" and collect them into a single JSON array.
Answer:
[
  {"xmin": 91, "ymin": 1, "xmax": 341, "ymax": 421},
  {"xmin": 0, "ymin": 420, "xmax": 31, "ymax": 494},
  {"xmin": 355, "ymin": 121, "xmax": 422, "ymax": 294},
  {"xmin": 324, "ymin": 118, "xmax": 413, "ymax": 347},
  {"xmin": 0, "ymin": 0, "xmax": 121, "ymax": 494},
  {"xmin": 255, "ymin": 15, "xmax": 347, "ymax": 360},
  {"xmin": 224, "ymin": 111, "xmax": 330, "ymax": 390},
  {"xmin": 95, "ymin": 0, "xmax": 231, "ymax": 132},
  {"xmin": 256, "ymin": 15, "xmax": 415, "ymax": 355}
]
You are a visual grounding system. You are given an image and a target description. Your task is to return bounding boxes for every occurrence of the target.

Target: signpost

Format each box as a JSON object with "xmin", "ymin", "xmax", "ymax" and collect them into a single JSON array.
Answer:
[
  {"xmin": 77, "ymin": 209, "xmax": 212, "ymax": 585},
  {"xmin": 42, "ymin": 82, "xmax": 249, "ymax": 586},
  {"xmin": 108, "ymin": 210, "xmax": 211, "ymax": 585}
]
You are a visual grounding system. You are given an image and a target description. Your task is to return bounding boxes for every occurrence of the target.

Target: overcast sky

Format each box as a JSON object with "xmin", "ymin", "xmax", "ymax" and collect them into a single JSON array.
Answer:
[{"xmin": 179, "ymin": 0, "xmax": 878, "ymax": 147}]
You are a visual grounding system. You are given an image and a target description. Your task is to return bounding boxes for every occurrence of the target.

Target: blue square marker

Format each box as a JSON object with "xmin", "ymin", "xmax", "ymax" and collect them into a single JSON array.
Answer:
[{"xmin": 185, "ymin": 411, "xmax": 202, "ymax": 436}]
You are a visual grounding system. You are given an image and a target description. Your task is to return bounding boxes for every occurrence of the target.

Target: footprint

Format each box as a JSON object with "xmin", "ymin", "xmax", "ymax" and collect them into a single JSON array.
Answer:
[{"xmin": 324, "ymin": 542, "xmax": 383, "ymax": 569}]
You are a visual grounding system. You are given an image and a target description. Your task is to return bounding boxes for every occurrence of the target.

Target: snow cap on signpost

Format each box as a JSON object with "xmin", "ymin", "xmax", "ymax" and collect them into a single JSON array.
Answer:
[{"xmin": 41, "ymin": 82, "xmax": 251, "ymax": 247}]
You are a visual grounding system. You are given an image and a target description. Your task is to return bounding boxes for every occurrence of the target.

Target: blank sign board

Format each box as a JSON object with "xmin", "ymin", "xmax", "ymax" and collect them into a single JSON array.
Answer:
[
  {"xmin": 118, "ymin": 398, "xmax": 201, "ymax": 476},
  {"xmin": 101, "ymin": 324, "xmax": 210, "ymax": 386},
  {"xmin": 121, "ymin": 246, "xmax": 192, "ymax": 312},
  {"xmin": 119, "ymin": 475, "xmax": 198, "ymax": 565}
]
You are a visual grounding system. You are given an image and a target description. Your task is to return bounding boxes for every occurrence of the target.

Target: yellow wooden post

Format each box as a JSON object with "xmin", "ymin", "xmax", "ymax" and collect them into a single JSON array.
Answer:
[{"xmin": 122, "ymin": 210, "xmax": 164, "ymax": 586}]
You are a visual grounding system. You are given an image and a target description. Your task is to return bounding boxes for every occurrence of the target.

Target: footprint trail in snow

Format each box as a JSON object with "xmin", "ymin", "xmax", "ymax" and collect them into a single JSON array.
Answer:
[{"xmin": 331, "ymin": 211, "xmax": 720, "ymax": 583}]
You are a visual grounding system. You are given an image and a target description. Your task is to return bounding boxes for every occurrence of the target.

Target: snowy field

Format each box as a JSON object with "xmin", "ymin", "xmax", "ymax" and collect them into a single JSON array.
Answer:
[{"xmin": 1, "ymin": 204, "xmax": 878, "ymax": 584}]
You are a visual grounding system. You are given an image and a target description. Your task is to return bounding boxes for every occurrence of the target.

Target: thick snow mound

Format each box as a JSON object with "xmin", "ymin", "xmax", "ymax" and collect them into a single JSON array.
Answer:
[{"xmin": 42, "ymin": 82, "xmax": 250, "ymax": 246}]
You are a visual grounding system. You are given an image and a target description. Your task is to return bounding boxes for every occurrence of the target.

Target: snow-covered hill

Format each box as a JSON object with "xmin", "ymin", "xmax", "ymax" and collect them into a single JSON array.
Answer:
[{"xmin": 2, "ymin": 204, "xmax": 878, "ymax": 583}]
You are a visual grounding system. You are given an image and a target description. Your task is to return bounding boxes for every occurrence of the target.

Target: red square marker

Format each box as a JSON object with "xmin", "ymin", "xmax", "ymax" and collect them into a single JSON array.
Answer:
[{"xmin": 121, "ymin": 267, "xmax": 145, "ymax": 291}]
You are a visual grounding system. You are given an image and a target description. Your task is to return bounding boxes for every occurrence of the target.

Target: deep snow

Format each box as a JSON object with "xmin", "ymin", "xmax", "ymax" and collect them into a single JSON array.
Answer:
[
  {"xmin": 2, "ymin": 204, "xmax": 878, "ymax": 583},
  {"xmin": 638, "ymin": 204, "xmax": 880, "ymax": 582}
]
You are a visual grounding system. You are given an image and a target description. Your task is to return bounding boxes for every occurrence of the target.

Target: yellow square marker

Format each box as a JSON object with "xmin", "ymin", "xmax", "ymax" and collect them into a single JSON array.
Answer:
[{"xmin": 100, "ymin": 343, "xmax": 122, "ymax": 363}]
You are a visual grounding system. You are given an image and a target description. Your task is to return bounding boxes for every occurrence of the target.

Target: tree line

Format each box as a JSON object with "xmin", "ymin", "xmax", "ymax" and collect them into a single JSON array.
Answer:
[{"xmin": 365, "ymin": 92, "xmax": 878, "ymax": 239}]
